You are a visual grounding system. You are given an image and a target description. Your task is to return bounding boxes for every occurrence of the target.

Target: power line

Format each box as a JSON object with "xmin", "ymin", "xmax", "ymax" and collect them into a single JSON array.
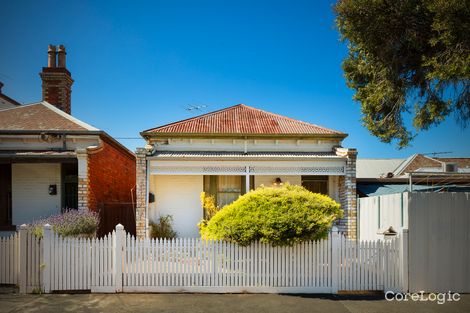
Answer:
[{"xmin": 114, "ymin": 137, "xmax": 144, "ymax": 140}]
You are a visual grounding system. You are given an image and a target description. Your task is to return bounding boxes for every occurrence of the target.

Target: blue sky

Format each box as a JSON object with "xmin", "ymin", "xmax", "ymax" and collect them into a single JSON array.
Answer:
[{"xmin": 1, "ymin": 0, "xmax": 469, "ymax": 158}]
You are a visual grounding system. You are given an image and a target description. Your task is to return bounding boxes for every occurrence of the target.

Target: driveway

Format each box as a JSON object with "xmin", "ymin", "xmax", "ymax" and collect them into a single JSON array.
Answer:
[{"xmin": 0, "ymin": 293, "xmax": 469, "ymax": 313}]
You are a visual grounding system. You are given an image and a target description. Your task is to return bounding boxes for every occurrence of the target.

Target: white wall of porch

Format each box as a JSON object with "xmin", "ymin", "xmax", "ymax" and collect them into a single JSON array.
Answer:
[{"xmin": 148, "ymin": 172, "xmax": 341, "ymax": 238}]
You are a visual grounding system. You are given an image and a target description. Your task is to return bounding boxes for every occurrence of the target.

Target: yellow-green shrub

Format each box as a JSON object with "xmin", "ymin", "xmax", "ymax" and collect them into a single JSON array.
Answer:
[
  {"xmin": 200, "ymin": 192, "xmax": 219, "ymax": 220},
  {"xmin": 199, "ymin": 184, "xmax": 342, "ymax": 246}
]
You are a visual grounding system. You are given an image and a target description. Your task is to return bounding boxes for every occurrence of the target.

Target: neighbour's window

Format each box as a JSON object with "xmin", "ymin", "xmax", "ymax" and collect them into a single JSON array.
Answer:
[
  {"xmin": 203, "ymin": 175, "xmax": 253, "ymax": 207},
  {"xmin": 301, "ymin": 175, "xmax": 328, "ymax": 195}
]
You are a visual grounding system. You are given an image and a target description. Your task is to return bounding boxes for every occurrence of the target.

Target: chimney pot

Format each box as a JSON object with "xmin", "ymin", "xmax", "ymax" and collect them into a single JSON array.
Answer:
[
  {"xmin": 0, "ymin": 81, "xmax": 3, "ymax": 93},
  {"xmin": 47, "ymin": 44, "xmax": 56, "ymax": 68},
  {"xmin": 57, "ymin": 45, "xmax": 66, "ymax": 68}
]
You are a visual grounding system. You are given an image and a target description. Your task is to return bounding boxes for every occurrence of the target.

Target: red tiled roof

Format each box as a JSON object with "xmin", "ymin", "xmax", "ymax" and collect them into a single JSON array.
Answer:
[
  {"xmin": 142, "ymin": 104, "xmax": 345, "ymax": 136},
  {"xmin": 0, "ymin": 102, "xmax": 98, "ymax": 132}
]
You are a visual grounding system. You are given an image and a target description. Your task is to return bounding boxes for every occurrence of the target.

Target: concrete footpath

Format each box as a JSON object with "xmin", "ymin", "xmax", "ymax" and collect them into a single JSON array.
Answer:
[{"xmin": 0, "ymin": 293, "xmax": 469, "ymax": 313}]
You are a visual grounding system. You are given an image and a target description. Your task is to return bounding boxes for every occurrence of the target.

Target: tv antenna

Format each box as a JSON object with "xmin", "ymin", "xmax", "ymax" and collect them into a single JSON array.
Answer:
[
  {"xmin": 422, "ymin": 151, "xmax": 453, "ymax": 157},
  {"xmin": 184, "ymin": 103, "xmax": 208, "ymax": 113}
]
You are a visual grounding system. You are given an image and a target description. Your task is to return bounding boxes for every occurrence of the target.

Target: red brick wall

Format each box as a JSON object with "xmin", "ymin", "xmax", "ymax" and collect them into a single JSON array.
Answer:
[{"xmin": 87, "ymin": 138, "xmax": 136, "ymax": 213}]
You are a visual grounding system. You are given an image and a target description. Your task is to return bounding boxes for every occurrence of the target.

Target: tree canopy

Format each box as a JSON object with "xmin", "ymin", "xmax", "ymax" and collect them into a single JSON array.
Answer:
[{"xmin": 335, "ymin": 0, "xmax": 470, "ymax": 147}]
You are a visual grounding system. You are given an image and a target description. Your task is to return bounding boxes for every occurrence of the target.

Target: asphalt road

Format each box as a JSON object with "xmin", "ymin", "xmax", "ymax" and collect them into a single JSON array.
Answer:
[{"xmin": 0, "ymin": 293, "xmax": 469, "ymax": 313}]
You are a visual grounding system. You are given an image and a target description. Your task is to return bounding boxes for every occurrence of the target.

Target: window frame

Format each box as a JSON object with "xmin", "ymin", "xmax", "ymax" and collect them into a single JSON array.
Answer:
[
  {"xmin": 203, "ymin": 175, "xmax": 254, "ymax": 207},
  {"xmin": 301, "ymin": 175, "xmax": 329, "ymax": 195}
]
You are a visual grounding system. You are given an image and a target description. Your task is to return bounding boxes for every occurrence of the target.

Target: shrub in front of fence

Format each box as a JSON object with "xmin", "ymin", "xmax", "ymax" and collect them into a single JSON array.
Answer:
[
  {"xmin": 149, "ymin": 215, "xmax": 178, "ymax": 239},
  {"xmin": 199, "ymin": 184, "xmax": 343, "ymax": 246},
  {"xmin": 29, "ymin": 209, "xmax": 99, "ymax": 238}
]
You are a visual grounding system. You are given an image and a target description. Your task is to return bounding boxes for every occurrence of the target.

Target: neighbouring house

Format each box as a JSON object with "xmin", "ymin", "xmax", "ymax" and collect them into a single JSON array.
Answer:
[
  {"xmin": 136, "ymin": 104, "xmax": 357, "ymax": 239},
  {"xmin": 356, "ymin": 155, "xmax": 470, "ymax": 292},
  {"xmin": 0, "ymin": 82, "xmax": 21, "ymax": 110},
  {"xmin": 0, "ymin": 45, "xmax": 136, "ymax": 235},
  {"xmin": 357, "ymin": 153, "xmax": 470, "ymax": 197}
]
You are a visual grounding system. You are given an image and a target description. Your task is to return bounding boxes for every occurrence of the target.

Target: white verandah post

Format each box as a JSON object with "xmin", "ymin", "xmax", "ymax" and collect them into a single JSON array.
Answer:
[{"xmin": 245, "ymin": 166, "xmax": 250, "ymax": 192}]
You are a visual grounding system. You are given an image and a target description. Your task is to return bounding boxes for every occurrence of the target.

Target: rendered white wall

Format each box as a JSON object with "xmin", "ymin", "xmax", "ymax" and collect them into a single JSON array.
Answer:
[
  {"xmin": 151, "ymin": 138, "xmax": 340, "ymax": 152},
  {"xmin": 328, "ymin": 176, "xmax": 340, "ymax": 202},
  {"xmin": 12, "ymin": 163, "xmax": 62, "ymax": 225},
  {"xmin": 149, "ymin": 175, "xmax": 203, "ymax": 238},
  {"xmin": 0, "ymin": 135, "xmax": 100, "ymax": 151}
]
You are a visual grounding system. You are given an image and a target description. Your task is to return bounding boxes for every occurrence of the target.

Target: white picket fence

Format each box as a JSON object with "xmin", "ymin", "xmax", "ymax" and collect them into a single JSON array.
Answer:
[
  {"xmin": 0, "ymin": 233, "xmax": 19, "ymax": 285},
  {"xmin": 1, "ymin": 224, "xmax": 408, "ymax": 294},
  {"xmin": 122, "ymin": 231, "xmax": 405, "ymax": 293},
  {"xmin": 123, "ymin": 236, "xmax": 334, "ymax": 293}
]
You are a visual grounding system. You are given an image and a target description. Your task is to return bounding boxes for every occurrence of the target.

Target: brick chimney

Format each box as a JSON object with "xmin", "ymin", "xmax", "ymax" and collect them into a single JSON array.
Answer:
[{"xmin": 39, "ymin": 44, "xmax": 74, "ymax": 114}]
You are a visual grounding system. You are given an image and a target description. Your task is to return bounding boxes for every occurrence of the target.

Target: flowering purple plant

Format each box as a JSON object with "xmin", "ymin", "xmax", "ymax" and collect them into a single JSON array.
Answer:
[{"xmin": 30, "ymin": 209, "xmax": 99, "ymax": 238}]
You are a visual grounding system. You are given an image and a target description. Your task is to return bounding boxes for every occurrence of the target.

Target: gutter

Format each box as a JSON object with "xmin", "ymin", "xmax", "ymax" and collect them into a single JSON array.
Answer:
[
  {"xmin": 146, "ymin": 155, "xmax": 344, "ymax": 161},
  {"xmin": 0, "ymin": 130, "xmax": 135, "ymax": 159}
]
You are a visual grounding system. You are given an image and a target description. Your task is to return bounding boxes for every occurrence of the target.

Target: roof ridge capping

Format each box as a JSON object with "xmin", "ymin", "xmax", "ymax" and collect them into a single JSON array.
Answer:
[
  {"xmin": 142, "ymin": 103, "xmax": 245, "ymax": 133},
  {"xmin": 40, "ymin": 101, "xmax": 100, "ymax": 131},
  {"xmin": 141, "ymin": 103, "xmax": 347, "ymax": 137}
]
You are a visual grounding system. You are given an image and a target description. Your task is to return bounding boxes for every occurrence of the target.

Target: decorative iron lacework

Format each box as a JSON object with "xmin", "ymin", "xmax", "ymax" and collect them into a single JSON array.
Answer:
[
  {"xmin": 151, "ymin": 165, "xmax": 345, "ymax": 175},
  {"xmin": 151, "ymin": 166, "xmax": 247, "ymax": 174},
  {"xmin": 249, "ymin": 166, "xmax": 345, "ymax": 174},
  {"xmin": 203, "ymin": 166, "xmax": 247, "ymax": 173}
]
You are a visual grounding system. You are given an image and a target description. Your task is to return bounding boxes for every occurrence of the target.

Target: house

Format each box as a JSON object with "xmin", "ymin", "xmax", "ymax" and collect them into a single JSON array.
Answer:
[
  {"xmin": 357, "ymin": 154, "xmax": 470, "ymax": 197},
  {"xmin": 0, "ymin": 82, "xmax": 21, "ymax": 110},
  {"xmin": 135, "ymin": 104, "xmax": 357, "ymax": 238},
  {"xmin": 0, "ymin": 45, "xmax": 136, "ymax": 235}
]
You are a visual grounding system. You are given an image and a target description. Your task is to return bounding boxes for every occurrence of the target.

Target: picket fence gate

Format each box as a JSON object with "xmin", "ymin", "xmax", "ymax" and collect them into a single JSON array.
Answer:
[
  {"xmin": 0, "ymin": 230, "xmax": 42, "ymax": 292},
  {"xmin": 0, "ymin": 224, "xmax": 408, "ymax": 294}
]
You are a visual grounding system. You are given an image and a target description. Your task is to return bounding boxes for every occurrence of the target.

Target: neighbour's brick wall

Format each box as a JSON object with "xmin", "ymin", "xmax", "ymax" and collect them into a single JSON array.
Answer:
[
  {"xmin": 87, "ymin": 138, "xmax": 136, "ymax": 213},
  {"xmin": 336, "ymin": 148, "xmax": 357, "ymax": 239},
  {"xmin": 401, "ymin": 154, "xmax": 441, "ymax": 174}
]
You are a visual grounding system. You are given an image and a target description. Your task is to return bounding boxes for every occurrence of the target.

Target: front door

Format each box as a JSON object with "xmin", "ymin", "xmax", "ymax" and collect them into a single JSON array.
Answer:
[
  {"xmin": 62, "ymin": 163, "xmax": 78, "ymax": 210},
  {"xmin": 0, "ymin": 164, "xmax": 13, "ymax": 229}
]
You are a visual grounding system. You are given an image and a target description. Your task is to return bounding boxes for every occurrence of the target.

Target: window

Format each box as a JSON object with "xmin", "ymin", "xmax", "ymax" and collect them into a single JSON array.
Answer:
[
  {"xmin": 301, "ymin": 175, "xmax": 328, "ymax": 195},
  {"xmin": 203, "ymin": 175, "xmax": 253, "ymax": 207}
]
